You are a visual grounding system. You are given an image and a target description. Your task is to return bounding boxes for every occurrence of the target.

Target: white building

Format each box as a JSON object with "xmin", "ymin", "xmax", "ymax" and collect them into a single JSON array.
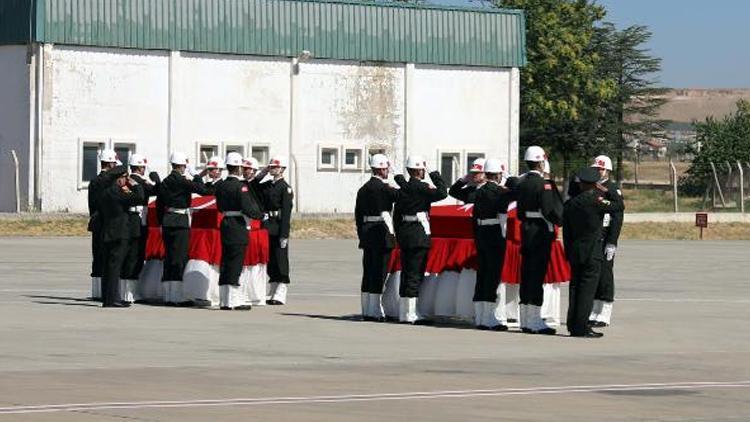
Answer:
[{"xmin": 0, "ymin": 0, "xmax": 526, "ymax": 213}]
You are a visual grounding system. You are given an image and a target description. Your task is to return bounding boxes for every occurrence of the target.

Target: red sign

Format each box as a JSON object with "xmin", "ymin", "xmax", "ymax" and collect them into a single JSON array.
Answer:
[{"xmin": 695, "ymin": 213, "xmax": 708, "ymax": 228}]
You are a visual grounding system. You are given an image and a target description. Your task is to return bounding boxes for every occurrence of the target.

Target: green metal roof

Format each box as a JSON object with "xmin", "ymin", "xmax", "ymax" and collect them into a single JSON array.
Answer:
[{"xmin": 2, "ymin": 0, "xmax": 526, "ymax": 68}]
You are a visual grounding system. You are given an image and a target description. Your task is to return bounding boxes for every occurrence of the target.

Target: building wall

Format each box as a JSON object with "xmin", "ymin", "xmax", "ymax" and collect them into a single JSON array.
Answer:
[
  {"xmin": 0, "ymin": 45, "xmax": 30, "ymax": 212},
  {"xmin": 31, "ymin": 45, "xmax": 519, "ymax": 213}
]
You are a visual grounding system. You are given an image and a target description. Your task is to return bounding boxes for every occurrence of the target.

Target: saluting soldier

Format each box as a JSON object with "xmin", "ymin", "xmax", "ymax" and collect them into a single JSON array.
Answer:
[
  {"xmin": 88, "ymin": 149, "xmax": 119, "ymax": 301},
  {"xmin": 99, "ymin": 165, "xmax": 144, "ymax": 308},
  {"xmin": 215, "ymin": 153, "xmax": 264, "ymax": 310},
  {"xmin": 517, "ymin": 146, "xmax": 563, "ymax": 335},
  {"xmin": 355, "ymin": 154, "xmax": 399, "ymax": 322},
  {"xmin": 449, "ymin": 158, "xmax": 517, "ymax": 331},
  {"xmin": 203, "ymin": 156, "xmax": 225, "ymax": 193},
  {"xmin": 119, "ymin": 154, "xmax": 160, "ymax": 303},
  {"xmin": 256, "ymin": 156, "xmax": 294, "ymax": 305},
  {"xmin": 241, "ymin": 157, "xmax": 264, "ymax": 208},
  {"xmin": 156, "ymin": 152, "xmax": 210, "ymax": 306},
  {"xmin": 393, "ymin": 155, "xmax": 448, "ymax": 324},
  {"xmin": 587, "ymin": 155, "xmax": 625, "ymax": 328},
  {"xmin": 563, "ymin": 167, "xmax": 625, "ymax": 337}
]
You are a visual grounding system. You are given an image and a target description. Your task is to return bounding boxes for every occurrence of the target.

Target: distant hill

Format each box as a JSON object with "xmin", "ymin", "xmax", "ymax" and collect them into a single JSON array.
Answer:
[{"xmin": 657, "ymin": 89, "xmax": 750, "ymax": 124}]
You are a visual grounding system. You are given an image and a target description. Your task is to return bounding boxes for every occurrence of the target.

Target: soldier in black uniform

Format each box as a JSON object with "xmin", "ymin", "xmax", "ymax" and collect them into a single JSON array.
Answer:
[
  {"xmin": 449, "ymin": 158, "xmax": 517, "ymax": 331},
  {"xmin": 87, "ymin": 149, "xmax": 119, "ymax": 300},
  {"xmin": 517, "ymin": 146, "xmax": 563, "ymax": 335},
  {"xmin": 355, "ymin": 154, "xmax": 399, "ymax": 321},
  {"xmin": 215, "ymin": 153, "xmax": 264, "ymax": 310},
  {"xmin": 256, "ymin": 156, "xmax": 294, "ymax": 305},
  {"xmin": 563, "ymin": 167, "xmax": 625, "ymax": 337},
  {"xmin": 99, "ymin": 166, "xmax": 144, "ymax": 307},
  {"xmin": 156, "ymin": 152, "xmax": 210, "ymax": 306},
  {"xmin": 588, "ymin": 155, "xmax": 625, "ymax": 327},
  {"xmin": 120, "ymin": 154, "xmax": 160, "ymax": 303},
  {"xmin": 393, "ymin": 155, "xmax": 448, "ymax": 324}
]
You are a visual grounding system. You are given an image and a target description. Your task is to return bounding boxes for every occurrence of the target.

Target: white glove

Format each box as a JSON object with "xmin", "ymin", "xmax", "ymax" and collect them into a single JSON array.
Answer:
[
  {"xmin": 263, "ymin": 213, "xmax": 270, "ymax": 221},
  {"xmin": 605, "ymin": 243, "xmax": 616, "ymax": 261},
  {"xmin": 279, "ymin": 238, "xmax": 288, "ymax": 249}
]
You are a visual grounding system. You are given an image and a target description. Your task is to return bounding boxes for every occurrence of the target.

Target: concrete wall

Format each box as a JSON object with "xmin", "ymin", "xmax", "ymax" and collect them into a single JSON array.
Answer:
[
  {"xmin": 0, "ymin": 45, "xmax": 30, "ymax": 212},
  {"xmin": 24, "ymin": 45, "xmax": 519, "ymax": 213}
]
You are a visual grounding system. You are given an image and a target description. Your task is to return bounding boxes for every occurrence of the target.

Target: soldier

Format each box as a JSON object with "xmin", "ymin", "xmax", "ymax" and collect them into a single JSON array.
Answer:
[
  {"xmin": 215, "ymin": 153, "xmax": 264, "ymax": 310},
  {"xmin": 99, "ymin": 166, "xmax": 144, "ymax": 308},
  {"xmin": 242, "ymin": 157, "xmax": 264, "ymax": 207},
  {"xmin": 355, "ymin": 154, "xmax": 399, "ymax": 322},
  {"xmin": 205, "ymin": 156, "xmax": 226, "ymax": 188},
  {"xmin": 517, "ymin": 146, "xmax": 563, "ymax": 335},
  {"xmin": 256, "ymin": 156, "xmax": 294, "ymax": 305},
  {"xmin": 87, "ymin": 149, "xmax": 119, "ymax": 301},
  {"xmin": 587, "ymin": 155, "xmax": 625, "ymax": 327},
  {"xmin": 563, "ymin": 167, "xmax": 624, "ymax": 337},
  {"xmin": 393, "ymin": 156, "xmax": 448, "ymax": 324},
  {"xmin": 449, "ymin": 158, "xmax": 517, "ymax": 331},
  {"xmin": 119, "ymin": 154, "xmax": 160, "ymax": 303},
  {"xmin": 156, "ymin": 152, "xmax": 210, "ymax": 306}
]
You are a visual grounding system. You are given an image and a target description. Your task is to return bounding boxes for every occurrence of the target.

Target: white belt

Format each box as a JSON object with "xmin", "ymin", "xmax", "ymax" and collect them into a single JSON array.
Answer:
[
  {"xmin": 363, "ymin": 216, "xmax": 384, "ymax": 223},
  {"xmin": 128, "ymin": 205, "xmax": 143, "ymax": 214},
  {"xmin": 402, "ymin": 215, "xmax": 420, "ymax": 222},
  {"xmin": 524, "ymin": 210, "xmax": 553, "ymax": 233},
  {"xmin": 403, "ymin": 212, "xmax": 430, "ymax": 235},
  {"xmin": 222, "ymin": 211, "xmax": 244, "ymax": 217},
  {"xmin": 477, "ymin": 218, "xmax": 500, "ymax": 226},
  {"xmin": 167, "ymin": 207, "xmax": 189, "ymax": 215},
  {"xmin": 268, "ymin": 210, "xmax": 281, "ymax": 218}
]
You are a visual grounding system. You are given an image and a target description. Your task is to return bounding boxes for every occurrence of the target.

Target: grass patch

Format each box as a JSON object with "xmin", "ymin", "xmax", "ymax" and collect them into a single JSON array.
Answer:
[
  {"xmin": 621, "ymin": 222, "xmax": 750, "ymax": 240},
  {"xmin": 623, "ymin": 189, "xmax": 703, "ymax": 213},
  {"xmin": 0, "ymin": 217, "xmax": 89, "ymax": 236}
]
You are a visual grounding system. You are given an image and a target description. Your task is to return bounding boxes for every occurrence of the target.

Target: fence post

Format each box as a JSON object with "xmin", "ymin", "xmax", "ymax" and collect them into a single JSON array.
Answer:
[
  {"xmin": 738, "ymin": 160, "xmax": 745, "ymax": 214},
  {"xmin": 710, "ymin": 162, "xmax": 726, "ymax": 207},
  {"xmin": 10, "ymin": 150, "xmax": 20, "ymax": 213},
  {"xmin": 669, "ymin": 159, "xmax": 678, "ymax": 213}
]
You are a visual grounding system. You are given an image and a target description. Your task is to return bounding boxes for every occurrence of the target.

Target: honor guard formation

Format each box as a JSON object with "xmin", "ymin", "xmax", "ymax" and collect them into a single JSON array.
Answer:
[{"xmin": 89, "ymin": 145, "xmax": 623, "ymax": 338}]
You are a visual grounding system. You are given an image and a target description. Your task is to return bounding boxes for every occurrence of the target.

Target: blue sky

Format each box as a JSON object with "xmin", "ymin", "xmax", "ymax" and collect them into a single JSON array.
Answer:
[{"xmin": 428, "ymin": 0, "xmax": 750, "ymax": 88}]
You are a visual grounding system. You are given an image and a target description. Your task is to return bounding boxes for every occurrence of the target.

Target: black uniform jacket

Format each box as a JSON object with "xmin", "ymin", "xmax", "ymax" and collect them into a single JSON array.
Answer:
[
  {"xmin": 125, "ymin": 173, "xmax": 160, "ymax": 238},
  {"xmin": 156, "ymin": 171, "xmax": 210, "ymax": 228},
  {"xmin": 393, "ymin": 171, "xmax": 448, "ymax": 249},
  {"xmin": 517, "ymin": 172, "xmax": 563, "ymax": 226},
  {"xmin": 215, "ymin": 176, "xmax": 265, "ymax": 245},
  {"xmin": 99, "ymin": 183, "xmax": 145, "ymax": 243},
  {"xmin": 355, "ymin": 177, "xmax": 399, "ymax": 250},
  {"xmin": 562, "ymin": 189, "xmax": 625, "ymax": 267},
  {"xmin": 449, "ymin": 177, "xmax": 519, "ymax": 230},
  {"xmin": 257, "ymin": 177, "xmax": 294, "ymax": 238},
  {"xmin": 601, "ymin": 179, "xmax": 625, "ymax": 246},
  {"xmin": 87, "ymin": 170, "xmax": 119, "ymax": 232}
]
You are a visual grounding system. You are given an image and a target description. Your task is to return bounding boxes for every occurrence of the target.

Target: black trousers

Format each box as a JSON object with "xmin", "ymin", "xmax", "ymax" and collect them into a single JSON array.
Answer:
[
  {"xmin": 474, "ymin": 228, "xmax": 505, "ymax": 303},
  {"xmin": 361, "ymin": 247, "xmax": 392, "ymax": 294},
  {"xmin": 219, "ymin": 242, "xmax": 247, "ymax": 286},
  {"xmin": 399, "ymin": 247, "xmax": 429, "ymax": 298},
  {"xmin": 91, "ymin": 228, "xmax": 104, "ymax": 278},
  {"xmin": 121, "ymin": 228, "xmax": 147, "ymax": 280},
  {"xmin": 102, "ymin": 239, "xmax": 128, "ymax": 306},
  {"xmin": 268, "ymin": 235, "xmax": 290, "ymax": 284},
  {"xmin": 520, "ymin": 221, "xmax": 554, "ymax": 306},
  {"xmin": 595, "ymin": 254, "xmax": 615, "ymax": 302},
  {"xmin": 162, "ymin": 227, "xmax": 189, "ymax": 282},
  {"xmin": 567, "ymin": 258, "xmax": 602, "ymax": 335}
]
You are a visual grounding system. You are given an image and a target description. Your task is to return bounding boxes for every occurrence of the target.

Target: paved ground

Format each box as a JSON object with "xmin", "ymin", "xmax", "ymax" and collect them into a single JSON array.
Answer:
[{"xmin": 0, "ymin": 238, "xmax": 749, "ymax": 421}]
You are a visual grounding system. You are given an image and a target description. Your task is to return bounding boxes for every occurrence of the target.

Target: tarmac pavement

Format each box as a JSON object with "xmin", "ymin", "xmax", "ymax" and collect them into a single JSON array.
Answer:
[{"xmin": 0, "ymin": 238, "xmax": 749, "ymax": 421}]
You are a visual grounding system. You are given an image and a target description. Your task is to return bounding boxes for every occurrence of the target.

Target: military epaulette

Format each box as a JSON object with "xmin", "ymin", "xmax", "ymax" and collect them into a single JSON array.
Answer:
[{"xmin": 544, "ymin": 183, "xmax": 552, "ymax": 190}]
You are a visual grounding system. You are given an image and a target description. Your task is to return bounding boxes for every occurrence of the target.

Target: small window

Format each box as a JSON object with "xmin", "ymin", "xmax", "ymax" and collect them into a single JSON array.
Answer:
[
  {"xmin": 466, "ymin": 152, "xmax": 485, "ymax": 172},
  {"xmin": 82, "ymin": 143, "xmax": 104, "ymax": 182},
  {"xmin": 318, "ymin": 145, "xmax": 339, "ymax": 171},
  {"xmin": 114, "ymin": 143, "xmax": 136, "ymax": 167},
  {"xmin": 440, "ymin": 152, "xmax": 461, "ymax": 185},
  {"xmin": 225, "ymin": 144, "xmax": 245, "ymax": 157},
  {"xmin": 198, "ymin": 144, "xmax": 220, "ymax": 166},
  {"xmin": 251, "ymin": 145, "xmax": 269, "ymax": 166},
  {"xmin": 342, "ymin": 148, "xmax": 363, "ymax": 171}
]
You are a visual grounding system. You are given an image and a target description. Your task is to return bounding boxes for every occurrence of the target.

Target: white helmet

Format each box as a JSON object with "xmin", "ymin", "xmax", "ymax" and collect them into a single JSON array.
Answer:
[
  {"xmin": 591, "ymin": 155, "xmax": 613, "ymax": 171},
  {"xmin": 242, "ymin": 157, "xmax": 260, "ymax": 169},
  {"xmin": 524, "ymin": 146, "xmax": 546, "ymax": 162},
  {"xmin": 206, "ymin": 156, "xmax": 225, "ymax": 170},
  {"xmin": 268, "ymin": 155, "xmax": 288, "ymax": 168},
  {"xmin": 370, "ymin": 154, "xmax": 389, "ymax": 169},
  {"xmin": 542, "ymin": 159, "xmax": 551, "ymax": 174},
  {"xmin": 405, "ymin": 155, "xmax": 427, "ymax": 170},
  {"xmin": 469, "ymin": 158, "xmax": 486, "ymax": 173},
  {"xmin": 225, "ymin": 152, "xmax": 243, "ymax": 167},
  {"xmin": 170, "ymin": 152, "xmax": 189, "ymax": 166},
  {"xmin": 484, "ymin": 158, "xmax": 506, "ymax": 174},
  {"xmin": 99, "ymin": 149, "xmax": 118, "ymax": 163},
  {"xmin": 128, "ymin": 153, "xmax": 147, "ymax": 167}
]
